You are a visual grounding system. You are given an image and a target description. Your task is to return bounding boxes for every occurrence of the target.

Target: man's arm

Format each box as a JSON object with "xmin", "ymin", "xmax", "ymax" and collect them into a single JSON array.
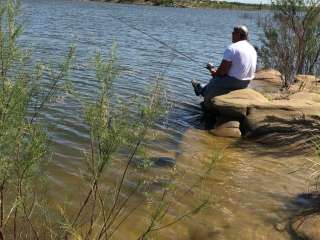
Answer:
[{"xmin": 210, "ymin": 60, "xmax": 232, "ymax": 77}]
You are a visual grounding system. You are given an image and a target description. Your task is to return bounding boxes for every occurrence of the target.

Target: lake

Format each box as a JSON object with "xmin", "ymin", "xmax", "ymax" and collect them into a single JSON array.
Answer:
[{"xmin": 18, "ymin": 1, "xmax": 311, "ymax": 239}]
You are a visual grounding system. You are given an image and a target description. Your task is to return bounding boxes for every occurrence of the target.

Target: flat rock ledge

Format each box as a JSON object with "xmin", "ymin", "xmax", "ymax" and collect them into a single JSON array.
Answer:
[
  {"xmin": 291, "ymin": 215, "xmax": 320, "ymax": 240},
  {"xmin": 203, "ymin": 69, "xmax": 320, "ymax": 146}
]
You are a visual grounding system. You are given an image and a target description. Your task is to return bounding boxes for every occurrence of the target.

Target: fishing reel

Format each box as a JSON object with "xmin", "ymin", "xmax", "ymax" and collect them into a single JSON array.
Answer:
[{"xmin": 205, "ymin": 62, "xmax": 214, "ymax": 70}]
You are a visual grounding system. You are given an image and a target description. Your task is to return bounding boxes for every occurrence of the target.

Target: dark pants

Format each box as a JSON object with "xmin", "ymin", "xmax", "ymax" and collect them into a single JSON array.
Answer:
[{"xmin": 201, "ymin": 75, "xmax": 250, "ymax": 100}]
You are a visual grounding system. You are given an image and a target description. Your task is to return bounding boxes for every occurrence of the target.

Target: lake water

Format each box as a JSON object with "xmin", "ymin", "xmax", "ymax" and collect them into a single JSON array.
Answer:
[{"xmin": 18, "ymin": 1, "xmax": 313, "ymax": 239}]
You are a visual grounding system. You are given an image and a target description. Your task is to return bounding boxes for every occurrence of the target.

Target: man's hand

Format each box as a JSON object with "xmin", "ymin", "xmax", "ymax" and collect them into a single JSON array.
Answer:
[
  {"xmin": 213, "ymin": 60, "xmax": 232, "ymax": 77},
  {"xmin": 210, "ymin": 68, "xmax": 217, "ymax": 77},
  {"xmin": 205, "ymin": 62, "xmax": 218, "ymax": 77},
  {"xmin": 205, "ymin": 62, "xmax": 214, "ymax": 70}
]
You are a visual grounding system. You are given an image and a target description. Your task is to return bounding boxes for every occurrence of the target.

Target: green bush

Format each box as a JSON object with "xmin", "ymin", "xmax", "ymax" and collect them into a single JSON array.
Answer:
[
  {"xmin": 259, "ymin": 0, "xmax": 320, "ymax": 88},
  {"xmin": 0, "ymin": 0, "xmax": 75, "ymax": 238},
  {"xmin": 0, "ymin": 1, "xmax": 216, "ymax": 239},
  {"xmin": 152, "ymin": 0, "xmax": 175, "ymax": 7}
]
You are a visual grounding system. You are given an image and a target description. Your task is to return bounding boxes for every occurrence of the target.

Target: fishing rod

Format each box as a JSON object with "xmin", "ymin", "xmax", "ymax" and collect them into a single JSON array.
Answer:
[{"xmin": 105, "ymin": 12, "xmax": 222, "ymax": 68}]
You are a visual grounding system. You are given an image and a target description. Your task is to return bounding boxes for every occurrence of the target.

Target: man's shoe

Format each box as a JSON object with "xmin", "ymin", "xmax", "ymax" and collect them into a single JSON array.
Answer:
[{"xmin": 191, "ymin": 80, "xmax": 203, "ymax": 96}]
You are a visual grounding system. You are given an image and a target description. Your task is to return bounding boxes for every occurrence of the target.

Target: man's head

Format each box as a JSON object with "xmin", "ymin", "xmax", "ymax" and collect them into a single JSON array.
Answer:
[{"xmin": 232, "ymin": 25, "xmax": 248, "ymax": 43}]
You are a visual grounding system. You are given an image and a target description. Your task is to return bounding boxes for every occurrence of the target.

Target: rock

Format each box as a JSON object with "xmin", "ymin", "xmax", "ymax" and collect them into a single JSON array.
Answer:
[
  {"xmin": 274, "ymin": 222, "xmax": 287, "ymax": 231},
  {"xmin": 189, "ymin": 226, "xmax": 223, "ymax": 240},
  {"xmin": 250, "ymin": 69, "xmax": 283, "ymax": 97},
  {"xmin": 252, "ymin": 69, "xmax": 320, "ymax": 95},
  {"xmin": 210, "ymin": 118, "xmax": 241, "ymax": 138},
  {"xmin": 290, "ymin": 193, "xmax": 320, "ymax": 240},
  {"xmin": 254, "ymin": 68, "xmax": 282, "ymax": 85},
  {"xmin": 289, "ymin": 92, "xmax": 320, "ymax": 102},
  {"xmin": 152, "ymin": 157, "xmax": 176, "ymax": 167},
  {"xmin": 293, "ymin": 192, "xmax": 320, "ymax": 208},
  {"xmin": 295, "ymin": 75, "xmax": 318, "ymax": 82},
  {"xmin": 291, "ymin": 215, "xmax": 320, "ymax": 240},
  {"xmin": 245, "ymin": 92, "xmax": 320, "ymax": 136},
  {"xmin": 215, "ymin": 118, "xmax": 240, "ymax": 128},
  {"xmin": 134, "ymin": 156, "xmax": 176, "ymax": 169},
  {"xmin": 203, "ymin": 88, "xmax": 269, "ymax": 119},
  {"xmin": 291, "ymin": 75, "xmax": 320, "ymax": 92},
  {"xmin": 140, "ymin": 178, "xmax": 172, "ymax": 193},
  {"xmin": 203, "ymin": 82, "xmax": 320, "ymax": 145}
]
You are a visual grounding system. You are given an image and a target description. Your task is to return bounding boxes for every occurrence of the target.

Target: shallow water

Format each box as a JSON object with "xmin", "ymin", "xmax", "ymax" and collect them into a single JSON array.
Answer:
[{"xmin": 19, "ymin": 1, "xmax": 315, "ymax": 239}]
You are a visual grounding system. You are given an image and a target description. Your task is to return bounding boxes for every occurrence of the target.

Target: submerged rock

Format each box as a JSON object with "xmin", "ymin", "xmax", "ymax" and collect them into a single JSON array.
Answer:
[
  {"xmin": 290, "ymin": 193, "xmax": 320, "ymax": 240},
  {"xmin": 293, "ymin": 193, "xmax": 320, "ymax": 208},
  {"xmin": 204, "ymin": 88, "xmax": 269, "ymax": 119},
  {"xmin": 135, "ymin": 156, "xmax": 176, "ymax": 168},
  {"xmin": 152, "ymin": 156, "xmax": 176, "ymax": 167},
  {"xmin": 291, "ymin": 215, "xmax": 320, "ymax": 240}
]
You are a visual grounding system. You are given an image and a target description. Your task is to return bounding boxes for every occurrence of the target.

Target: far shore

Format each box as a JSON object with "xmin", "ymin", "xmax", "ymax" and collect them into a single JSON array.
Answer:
[{"xmin": 90, "ymin": 0, "xmax": 271, "ymax": 11}]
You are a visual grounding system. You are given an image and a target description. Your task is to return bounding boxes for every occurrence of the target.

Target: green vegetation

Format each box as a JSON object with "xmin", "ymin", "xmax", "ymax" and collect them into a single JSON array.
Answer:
[
  {"xmin": 95, "ymin": 0, "xmax": 270, "ymax": 10},
  {"xmin": 259, "ymin": 0, "xmax": 320, "ymax": 88},
  {"xmin": 175, "ymin": 0, "xmax": 269, "ymax": 10},
  {"xmin": 152, "ymin": 0, "xmax": 175, "ymax": 7},
  {"xmin": 0, "ymin": 0, "xmax": 75, "ymax": 238},
  {"xmin": 0, "ymin": 0, "xmax": 218, "ymax": 239}
]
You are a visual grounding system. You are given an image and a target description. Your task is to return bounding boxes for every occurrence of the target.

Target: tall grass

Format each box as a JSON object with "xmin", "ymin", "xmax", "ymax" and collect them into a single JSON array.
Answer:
[
  {"xmin": 0, "ymin": 0, "xmax": 219, "ymax": 239},
  {"xmin": 0, "ymin": 0, "xmax": 75, "ymax": 238},
  {"xmin": 259, "ymin": 0, "xmax": 320, "ymax": 88}
]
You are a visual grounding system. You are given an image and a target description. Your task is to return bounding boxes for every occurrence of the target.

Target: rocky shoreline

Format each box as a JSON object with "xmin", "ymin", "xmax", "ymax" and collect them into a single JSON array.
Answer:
[
  {"xmin": 204, "ymin": 69, "xmax": 320, "ymax": 146},
  {"xmin": 203, "ymin": 69, "xmax": 320, "ymax": 240},
  {"xmin": 89, "ymin": 0, "xmax": 269, "ymax": 10}
]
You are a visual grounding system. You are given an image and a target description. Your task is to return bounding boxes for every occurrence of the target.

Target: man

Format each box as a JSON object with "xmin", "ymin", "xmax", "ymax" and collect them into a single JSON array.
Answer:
[{"xmin": 192, "ymin": 25, "xmax": 257, "ymax": 100}]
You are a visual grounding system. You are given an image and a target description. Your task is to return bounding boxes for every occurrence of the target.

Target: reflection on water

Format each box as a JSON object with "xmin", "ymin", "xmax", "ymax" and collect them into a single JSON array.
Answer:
[{"xmin": 19, "ymin": 1, "xmax": 313, "ymax": 239}]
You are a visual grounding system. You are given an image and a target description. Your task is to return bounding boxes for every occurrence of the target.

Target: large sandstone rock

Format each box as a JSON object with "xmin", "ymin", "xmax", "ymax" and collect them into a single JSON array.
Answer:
[
  {"xmin": 252, "ymin": 69, "xmax": 320, "ymax": 93},
  {"xmin": 203, "ymin": 85, "xmax": 320, "ymax": 143},
  {"xmin": 291, "ymin": 75, "xmax": 320, "ymax": 92},
  {"xmin": 245, "ymin": 92, "xmax": 320, "ymax": 136},
  {"xmin": 203, "ymin": 88, "xmax": 269, "ymax": 118},
  {"xmin": 252, "ymin": 69, "xmax": 320, "ymax": 95},
  {"xmin": 250, "ymin": 69, "xmax": 283, "ymax": 95},
  {"xmin": 291, "ymin": 215, "xmax": 320, "ymax": 240},
  {"xmin": 254, "ymin": 69, "xmax": 282, "ymax": 85},
  {"xmin": 210, "ymin": 117, "xmax": 241, "ymax": 138}
]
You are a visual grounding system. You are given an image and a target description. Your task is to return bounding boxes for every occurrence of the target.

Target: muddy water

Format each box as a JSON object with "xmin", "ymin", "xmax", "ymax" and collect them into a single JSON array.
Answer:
[
  {"xmin": 48, "ymin": 123, "xmax": 314, "ymax": 240},
  {"xmin": 109, "ymin": 129, "xmax": 312, "ymax": 240},
  {"xmin": 148, "ymin": 131, "xmax": 312, "ymax": 240},
  {"xmin": 19, "ymin": 0, "xmax": 316, "ymax": 239}
]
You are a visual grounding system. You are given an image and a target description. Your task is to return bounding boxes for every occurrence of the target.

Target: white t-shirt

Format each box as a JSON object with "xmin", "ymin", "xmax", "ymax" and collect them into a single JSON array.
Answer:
[{"xmin": 223, "ymin": 40, "xmax": 257, "ymax": 81}]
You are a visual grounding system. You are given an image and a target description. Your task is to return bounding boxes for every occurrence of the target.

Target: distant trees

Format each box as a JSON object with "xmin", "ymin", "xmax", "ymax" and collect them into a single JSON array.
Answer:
[
  {"xmin": 259, "ymin": 0, "xmax": 320, "ymax": 88},
  {"xmin": 152, "ymin": 0, "xmax": 175, "ymax": 7}
]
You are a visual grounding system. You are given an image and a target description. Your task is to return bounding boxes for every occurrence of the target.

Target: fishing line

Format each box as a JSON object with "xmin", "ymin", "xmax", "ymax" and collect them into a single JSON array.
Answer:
[{"xmin": 105, "ymin": 12, "xmax": 221, "ymax": 68}]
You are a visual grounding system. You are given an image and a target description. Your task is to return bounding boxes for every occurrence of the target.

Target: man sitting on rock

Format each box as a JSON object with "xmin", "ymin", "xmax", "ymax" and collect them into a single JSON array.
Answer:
[{"xmin": 192, "ymin": 25, "xmax": 257, "ymax": 100}]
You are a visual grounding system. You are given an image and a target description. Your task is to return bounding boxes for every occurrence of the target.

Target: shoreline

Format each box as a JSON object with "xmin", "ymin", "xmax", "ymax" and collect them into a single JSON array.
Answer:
[{"xmin": 89, "ymin": 0, "xmax": 271, "ymax": 11}]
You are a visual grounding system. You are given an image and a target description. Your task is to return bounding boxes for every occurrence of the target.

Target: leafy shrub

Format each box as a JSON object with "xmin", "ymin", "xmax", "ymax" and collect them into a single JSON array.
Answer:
[
  {"xmin": 259, "ymin": 0, "xmax": 320, "ymax": 88},
  {"xmin": 0, "ymin": 1, "xmax": 216, "ymax": 239}
]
